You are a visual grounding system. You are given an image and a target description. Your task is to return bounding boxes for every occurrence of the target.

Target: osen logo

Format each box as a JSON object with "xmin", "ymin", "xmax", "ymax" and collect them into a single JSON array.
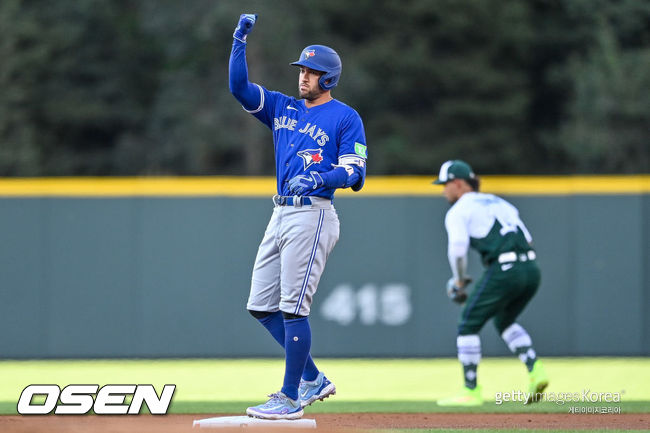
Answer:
[{"xmin": 17, "ymin": 384, "xmax": 176, "ymax": 415}]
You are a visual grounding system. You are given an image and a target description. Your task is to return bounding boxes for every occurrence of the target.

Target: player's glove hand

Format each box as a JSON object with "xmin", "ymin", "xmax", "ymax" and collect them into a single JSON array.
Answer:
[
  {"xmin": 288, "ymin": 171, "xmax": 324, "ymax": 195},
  {"xmin": 446, "ymin": 277, "xmax": 472, "ymax": 305},
  {"xmin": 233, "ymin": 14, "xmax": 258, "ymax": 42}
]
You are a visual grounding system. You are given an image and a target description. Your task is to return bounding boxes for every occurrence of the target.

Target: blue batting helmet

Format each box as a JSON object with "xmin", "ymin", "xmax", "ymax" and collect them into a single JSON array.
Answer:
[{"xmin": 291, "ymin": 45, "xmax": 342, "ymax": 90}]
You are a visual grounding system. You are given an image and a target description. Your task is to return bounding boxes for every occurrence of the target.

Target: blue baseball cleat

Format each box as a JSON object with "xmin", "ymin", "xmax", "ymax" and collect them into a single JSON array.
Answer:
[
  {"xmin": 246, "ymin": 392, "xmax": 303, "ymax": 420},
  {"xmin": 299, "ymin": 372, "xmax": 336, "ymax": 408}
]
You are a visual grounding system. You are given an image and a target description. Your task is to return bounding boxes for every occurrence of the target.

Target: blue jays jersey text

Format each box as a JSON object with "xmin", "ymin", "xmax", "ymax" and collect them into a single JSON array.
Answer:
[{"xmin": 245, "ymin": 85, "xmax": 367, "ymax": 199}]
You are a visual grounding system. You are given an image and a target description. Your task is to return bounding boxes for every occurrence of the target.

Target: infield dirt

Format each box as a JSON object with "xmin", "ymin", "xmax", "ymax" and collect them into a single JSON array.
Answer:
[{"xmin": 1, "ymin": 413, "xmax": 648, "ymax": 432}]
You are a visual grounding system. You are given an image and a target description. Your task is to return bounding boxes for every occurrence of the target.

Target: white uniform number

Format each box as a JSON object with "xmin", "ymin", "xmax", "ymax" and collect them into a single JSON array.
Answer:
[{"xmin": 320, "ymin": 283, "xmax": 412, "ymax": 326}]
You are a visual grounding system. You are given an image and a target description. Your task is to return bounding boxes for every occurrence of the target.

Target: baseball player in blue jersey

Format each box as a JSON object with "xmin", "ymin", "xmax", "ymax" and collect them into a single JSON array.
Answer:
[{"xmin": 229, "ymin": 14, "xmax": 367, "ymax": 420}]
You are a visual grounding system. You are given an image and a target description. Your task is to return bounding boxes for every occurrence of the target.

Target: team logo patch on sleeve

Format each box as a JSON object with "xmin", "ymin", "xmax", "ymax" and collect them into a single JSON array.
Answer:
[
  {"xmin": 354, "ymin": 142, "xmax": 367, "ymax": 158},
  {"xmin": 297, "ymin": 148, "xmax": 324, "ymax": 170}
]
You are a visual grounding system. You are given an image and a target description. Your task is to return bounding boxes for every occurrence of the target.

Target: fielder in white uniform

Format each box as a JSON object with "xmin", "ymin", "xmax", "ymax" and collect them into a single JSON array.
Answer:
[{"xmin": 433, "ymin": 160, "xmax": 549, "ymax": 406}]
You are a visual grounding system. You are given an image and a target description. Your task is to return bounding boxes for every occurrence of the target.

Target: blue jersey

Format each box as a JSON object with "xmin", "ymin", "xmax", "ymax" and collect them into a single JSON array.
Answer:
[
  {"xmin": 229, "ymin": 40, "xmax": 367, "ymax": 199},
  {"xmin": 246, "ymin": 87, "xmax": 367, "ymax": 198}
]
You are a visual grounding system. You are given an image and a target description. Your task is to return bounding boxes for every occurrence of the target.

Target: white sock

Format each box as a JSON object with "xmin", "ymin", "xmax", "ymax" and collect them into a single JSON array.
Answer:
[{"xmin": 501, "ymin": 323, "xmax": 537, "ymax": 370}]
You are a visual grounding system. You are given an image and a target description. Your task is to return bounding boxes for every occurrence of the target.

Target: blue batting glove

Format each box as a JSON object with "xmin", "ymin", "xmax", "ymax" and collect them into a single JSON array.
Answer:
[
  {"xmin": 288, "ymin": 175, "xmax": 312, "ymax": 195},
  {"xmin": 233, "ymin": 14, "xmax": 257, "ymax": 42},
  {"xmin": 288, "ymin": 172, "xmax": 323, "ymax": 195}
]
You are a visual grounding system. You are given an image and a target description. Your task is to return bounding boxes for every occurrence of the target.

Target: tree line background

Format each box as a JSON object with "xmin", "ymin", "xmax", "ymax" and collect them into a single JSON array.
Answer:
[{"xmin": 0, "ymin": 0, "xmax": 648, "ymax": 176}]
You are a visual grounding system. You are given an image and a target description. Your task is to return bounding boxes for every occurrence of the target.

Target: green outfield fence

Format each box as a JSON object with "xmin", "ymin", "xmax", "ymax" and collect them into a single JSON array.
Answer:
[{"xmin": 1, "ymin": 176, "xmax": 648, "ymax": 358}]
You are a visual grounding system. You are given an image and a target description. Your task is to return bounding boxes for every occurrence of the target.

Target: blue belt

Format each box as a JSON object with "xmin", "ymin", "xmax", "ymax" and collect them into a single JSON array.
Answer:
[{"xmin": 273, "ymin": 195, "xmax": 313, "ymax": 207}]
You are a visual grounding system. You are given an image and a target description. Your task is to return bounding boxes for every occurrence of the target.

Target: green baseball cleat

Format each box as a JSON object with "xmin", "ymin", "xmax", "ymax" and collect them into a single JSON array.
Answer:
[
  {"xmin": 437, "ymin": 385, "xmax": 483, "ymax": 406},
  {"xmin": 526, "ymin": 360, "xmax": 549, "ymax": 403}
]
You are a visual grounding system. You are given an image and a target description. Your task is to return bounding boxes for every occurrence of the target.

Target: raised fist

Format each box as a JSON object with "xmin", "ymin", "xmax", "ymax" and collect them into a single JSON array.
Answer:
[{"xmin": 233, "ymin": 14, "xmax": 257, "ymax": 42}]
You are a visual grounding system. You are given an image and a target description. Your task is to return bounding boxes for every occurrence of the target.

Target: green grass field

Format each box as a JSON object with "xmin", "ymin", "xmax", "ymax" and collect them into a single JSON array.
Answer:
[{"xmin": 0, "ymin": 357, "xmax": 648, "ymax": 417}]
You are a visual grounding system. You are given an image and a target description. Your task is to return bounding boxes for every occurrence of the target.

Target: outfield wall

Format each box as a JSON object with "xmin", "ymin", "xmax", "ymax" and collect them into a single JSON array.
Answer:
[{"xmin": 1, "ymin": 176, "xmax": 648, "ymax": 358}]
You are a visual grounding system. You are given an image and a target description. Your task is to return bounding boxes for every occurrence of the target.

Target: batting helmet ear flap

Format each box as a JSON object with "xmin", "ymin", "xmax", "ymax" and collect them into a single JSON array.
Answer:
[
  {"xmin": 319, "ymin": 71, "xmax": 338, "ymax": 91},
  {"xmin": 291, "ymin": 45, "xmax": 342, "ymax": 90}
]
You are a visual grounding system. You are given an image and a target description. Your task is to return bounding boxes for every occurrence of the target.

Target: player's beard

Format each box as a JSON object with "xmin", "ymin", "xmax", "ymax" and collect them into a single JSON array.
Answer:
[{"xmin": 299, "ymin": 86, "xmax": 323, "ymax": 101}]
